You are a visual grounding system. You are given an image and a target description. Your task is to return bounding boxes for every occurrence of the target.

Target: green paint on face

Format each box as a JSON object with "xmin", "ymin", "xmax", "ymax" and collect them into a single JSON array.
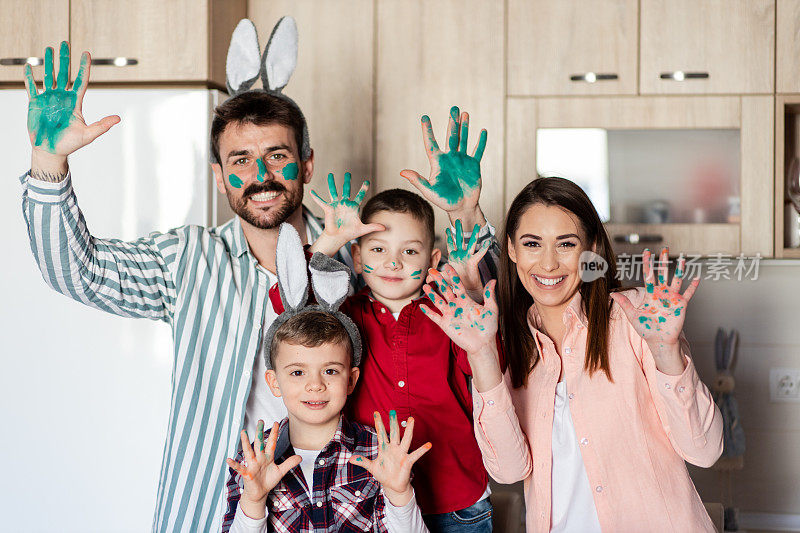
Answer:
[
  {"xmin": 256, "ymin": 159, "xmax": 267, "ymax": 182},
  {"xmin": 454, "ymin": 308, "xmax": 464, "ymax": 318},
  {"xmin": 281, "ymin": 162, "xmax": 299, "ymax": 180},
  {"xmin": 410, "ymin": 269, "xmax": 422, "ymax": 279},
  {"xmin": 363, "ymin": 265, "xmax": 374, "ymax": 273},
  {"xmin": 228, "ymin": 174, "xmax": 243, "ymax": 188},
  {"xmin": 646, "ymin": 283, "xmax": 654, "ymax": 294}
]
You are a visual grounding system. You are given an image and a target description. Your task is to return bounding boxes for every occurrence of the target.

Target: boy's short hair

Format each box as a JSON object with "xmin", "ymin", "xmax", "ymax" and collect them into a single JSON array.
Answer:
[
  {"xmin": 210, "ymin": 91, "xmax": 306, "ymax": 164},
  {"xmin": 360, "ymin": 189, "xmax": 435, "ymax": 247},
  {"xmin": 269, "ymin": 311, "xmax": 353, "ymax": 368}
]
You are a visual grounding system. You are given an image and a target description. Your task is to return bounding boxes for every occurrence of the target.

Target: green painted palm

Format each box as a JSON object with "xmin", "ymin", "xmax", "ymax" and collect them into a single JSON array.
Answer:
[{"xmin": 25, "ymin": 41, "xmax": 119, "ymax": 155}]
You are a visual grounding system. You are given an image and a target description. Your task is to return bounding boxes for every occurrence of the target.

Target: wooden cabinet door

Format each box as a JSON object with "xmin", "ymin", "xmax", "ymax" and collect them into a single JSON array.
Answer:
[
  {"xmin": 640, "ymin": 0, "xmax": 774, "ymax": 94},
  {"xmin": 0, "ymin": 0, "xmax": 69, "ymax": 82},
  {"xmin": 375, "ymin": 0, "xmax": 505, "ymax": 232},
  {"xmin": 508, "ymin": 0, "xmax": 638, "ymax": 96},
  {"xmin": 69, "ymin": 0, "xmax": 210, "ymax": 82},
  {"xmin": 249, "ymin": 0, "xmax": 374, "ymax": 219},
  {"xmin": 777, "ymin": 0, "xmax": 800, "ymax": 93}
]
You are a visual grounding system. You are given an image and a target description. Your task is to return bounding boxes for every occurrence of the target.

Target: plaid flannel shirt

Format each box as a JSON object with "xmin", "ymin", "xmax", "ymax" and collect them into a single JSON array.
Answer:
[{"xmin": 223, "ymin": 416, "xmax": 388, "ymax": 533}]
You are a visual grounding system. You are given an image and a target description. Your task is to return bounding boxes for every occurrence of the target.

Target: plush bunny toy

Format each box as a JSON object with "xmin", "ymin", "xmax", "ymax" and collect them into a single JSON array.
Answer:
[
  {"xmin": 262, "ymin": 223, "xmax": 362, "ymax": 370},
  {"xmin": 211, "ymin": 16, "xmax": 311, "ymax": 163},
  {"xmin": 712, "ymin": 327, "xmax": 745, "ymax": 458}
]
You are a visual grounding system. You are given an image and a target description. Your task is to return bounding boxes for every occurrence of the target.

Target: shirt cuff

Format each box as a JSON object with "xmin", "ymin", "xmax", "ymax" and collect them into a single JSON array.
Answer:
[
  {"xmin": 232, "ymin": 507, "xmax": 268, "ymax": 532},
  {"xmin": 473, "ymin": 379, "xmax": 513, "ymax": 419},
  {"xmin": 654, "ymin": 354, "xmax": 699, "ymax": 405},
  {"xmin": 22, "ymin": 170, "xmax": 73, "ymax": 203},
  {"xmin": 383, "ymin": 489, "xmax": 419, "ymax": 518}
]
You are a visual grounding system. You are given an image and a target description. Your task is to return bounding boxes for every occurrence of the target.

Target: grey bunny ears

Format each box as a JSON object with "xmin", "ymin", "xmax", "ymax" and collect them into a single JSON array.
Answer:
[
  {"xmin": 263, "ymin": 223, "xmax": 362, "ymax": 370},
  {"xmin": 221, "ymin": 17, "xmax": 311, "ymax": 160}
]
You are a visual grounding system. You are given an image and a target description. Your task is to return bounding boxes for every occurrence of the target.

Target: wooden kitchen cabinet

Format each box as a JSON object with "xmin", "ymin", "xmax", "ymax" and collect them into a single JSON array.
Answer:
[
  {"xmin": 507, "ymin": 95, "xmax": 774, "ymax": 257},
  {"xmin": 69, "ymin": 0, "xmax": 244, "ymax": 85},
  {"xmin": 777, "ymin": 0, "xmax": 800, "ymax": 93},
  {"xmin": 0, "ymin": 0, "xmax": 69, "ymax": 82},
  {"xmin": 640, "ymin": 0, "xmax": 774, "ymax": 95},
  {"xmin": 375, "ymin": 0, "xmax": 505, "ymax": 232},
  {"xmin": 508, "ymin": 0, "xmax": 638, "ymax": 96}
]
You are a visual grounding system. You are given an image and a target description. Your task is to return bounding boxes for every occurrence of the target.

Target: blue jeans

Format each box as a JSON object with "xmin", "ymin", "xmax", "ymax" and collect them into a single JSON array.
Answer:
[{"xmin": 422, "ymin": 498, "xmax": 493, "ymax": 533}]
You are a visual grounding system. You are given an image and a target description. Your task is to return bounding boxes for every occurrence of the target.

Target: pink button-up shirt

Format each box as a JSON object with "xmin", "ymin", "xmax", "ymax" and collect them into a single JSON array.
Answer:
[{"xmin": 473, "ymin": 288, "xmax": 723, "ymax": 532}]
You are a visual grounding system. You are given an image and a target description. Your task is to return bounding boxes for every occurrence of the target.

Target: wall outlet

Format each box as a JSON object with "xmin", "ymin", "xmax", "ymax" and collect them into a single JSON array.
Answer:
[{"xmin": 770, "ymin": 368, "xmax": 800, "ymax": 402}]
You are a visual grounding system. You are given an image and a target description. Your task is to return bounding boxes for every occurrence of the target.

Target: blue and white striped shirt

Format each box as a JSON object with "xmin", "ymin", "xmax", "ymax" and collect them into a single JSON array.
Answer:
[{"xmin": 20, "ymin": 172, "xmax": 352, "ymax": 532}]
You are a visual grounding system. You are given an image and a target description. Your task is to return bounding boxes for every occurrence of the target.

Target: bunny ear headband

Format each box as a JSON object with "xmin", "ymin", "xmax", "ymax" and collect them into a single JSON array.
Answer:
[
  {"xmin": 263, "ymin": 223, "xmax": 362, "ymax": 370},
  {"xmin": 212, "ymin": 17, "xmax": 311, "ymax": 163}
]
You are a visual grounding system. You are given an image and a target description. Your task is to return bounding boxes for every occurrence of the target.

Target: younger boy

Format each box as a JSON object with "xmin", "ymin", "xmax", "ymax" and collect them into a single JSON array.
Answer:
[
  {"xmin": 223, "ymin": 308, "xmax": 431, "ymax": 532},
  {"xmin": 338, "ymin": 190, "xmax": 498, "ymax": 531}
]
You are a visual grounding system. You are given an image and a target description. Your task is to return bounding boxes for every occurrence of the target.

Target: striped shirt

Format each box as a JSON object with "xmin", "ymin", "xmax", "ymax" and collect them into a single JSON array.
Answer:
[{"xmin": 20, "ymin": 171, "xmax": 352, "ymax": 532}]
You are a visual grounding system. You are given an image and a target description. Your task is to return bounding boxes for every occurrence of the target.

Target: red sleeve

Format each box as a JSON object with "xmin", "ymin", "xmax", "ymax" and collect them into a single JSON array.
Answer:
[{"xmin": 267, "ymin": 246, "xmax": 315, "ymax": 314}]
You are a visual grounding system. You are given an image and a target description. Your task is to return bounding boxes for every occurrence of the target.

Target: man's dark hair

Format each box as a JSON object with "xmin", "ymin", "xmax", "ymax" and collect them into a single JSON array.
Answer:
[
  {"xmin": 360, "ymin": 189, "xmax": 435, "ymax": 247},
  {"xmin": 269, "ymin": 311, "xmax": 353, "ymax": 368},
  {"xmin": 211, "ymin": 91, "xmax": 306, "ymax": 165}
]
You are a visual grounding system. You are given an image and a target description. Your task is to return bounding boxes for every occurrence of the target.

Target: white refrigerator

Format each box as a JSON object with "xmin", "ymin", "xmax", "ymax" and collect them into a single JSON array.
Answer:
[{"xmin": 0, "ymin": 88, "xmax": 228, "ymax": 531}]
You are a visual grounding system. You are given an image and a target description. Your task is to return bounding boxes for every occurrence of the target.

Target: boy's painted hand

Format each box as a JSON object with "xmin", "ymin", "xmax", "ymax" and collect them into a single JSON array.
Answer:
[
  {"xmin": 226, "ymin": 420, "xmax": 302, "ymax": 518},
  {"xmin": 611, "ymin": 248, "xmax": 699, "ymax": 371},
  {"xmin": 25, "ymin": 41, "xmax": 119, "ymax": 156},
  {"xmin": 421, "ymin": 264, "xmax": 499, "ymax": 354},
  {"xmin": 349, "ymin": 411, "xmax": 431, "ymax": 508},
  {"xmin": 310, "ymin": 172, "xmax": 385, "ymax": 254},
  {"xmin": 446, "ymin": 219, "xmax": 492, "ymax": 301},
  {"xmin": 400, "ymin": 106, "xmax": 487, "ymax": 217}
]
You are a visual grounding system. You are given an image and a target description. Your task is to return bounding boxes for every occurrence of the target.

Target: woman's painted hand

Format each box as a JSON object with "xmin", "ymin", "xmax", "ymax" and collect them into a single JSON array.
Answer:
[
  {"xmin": 446, "ymin": 219, "xmax": 492, "ymax": 301},
  {"xmin": 348, "ymin": 410, "xmax": 431, "ymax": 507},
  {"xmin": 611, "ymin": 248, "xmax": 699, "ymax": 370},
  {"xmin": 421, "ymin": 264, "xmax": 498, "ymax": 354}
]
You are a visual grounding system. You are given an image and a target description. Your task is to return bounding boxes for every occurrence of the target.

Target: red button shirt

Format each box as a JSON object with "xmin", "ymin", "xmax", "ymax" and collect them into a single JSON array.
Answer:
[{"xmin": 340, "ymin": 288, "xmax": 489, "ymax": 515}]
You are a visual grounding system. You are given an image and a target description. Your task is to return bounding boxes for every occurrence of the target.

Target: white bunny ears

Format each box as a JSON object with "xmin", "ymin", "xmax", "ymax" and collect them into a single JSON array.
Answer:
[
  {"xmin": 263, "ymin": 223, "xmax": 362, "ymax": 370},
  {"xmin": 218, "ymin": 17, "xmax": 311, "ymax": 161}
]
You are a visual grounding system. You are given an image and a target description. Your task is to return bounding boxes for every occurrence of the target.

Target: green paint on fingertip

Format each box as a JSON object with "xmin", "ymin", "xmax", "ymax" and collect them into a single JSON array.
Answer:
[
  {"xmin": 646, "ymin": 283, "xmax": 654, "ymax": 294},
  {"xmin": 228, "ymin": 174, "xmax": 243, "ymax": 188},
  {"xmin": 452, "ymin": 276, "xmax": 461, "ymax": 284},
  {"xmin": 281, "ymin": 162, "xmax": 299, "ymax": 180}
]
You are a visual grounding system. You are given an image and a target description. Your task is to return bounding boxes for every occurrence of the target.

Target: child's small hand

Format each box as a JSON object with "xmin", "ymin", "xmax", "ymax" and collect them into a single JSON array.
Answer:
[
  {"xmin": 226, "ymin": 420, "xmax": 302, "ymax": 518},
  {"xmin": 310, "ymin": 172, "xmax": 385, "ymax": 254},
  {"xmin": 421, "ymin": 264, "xmax": 499, "ymax": 354},
  {"xmin": 400, "ymin": 106, "xmax": 487, "ymax": 219},
  {"xmin": 349, "ymin": 410, "xmax": 431, "ymax": 508},
  {"xmin": 446, "ymin": 219, "xmax": 492, "ymax": 301}
]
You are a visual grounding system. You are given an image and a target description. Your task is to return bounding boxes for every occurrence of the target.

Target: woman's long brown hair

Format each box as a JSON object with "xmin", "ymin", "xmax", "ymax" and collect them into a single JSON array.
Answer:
[{"xmin": 499, "ymin": 177, "xmax": 621, "ymax": 388}]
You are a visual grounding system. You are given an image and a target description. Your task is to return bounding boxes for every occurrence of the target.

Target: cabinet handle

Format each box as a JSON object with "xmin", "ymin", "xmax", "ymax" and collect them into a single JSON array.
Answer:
[
  {"xmin": 613, "ymin": 233, "xmax": 663, "ymax": 244},
  {"xmin": 569, "ymin": 72, "xmax": 618, "ymax": 83},
  {"xmin": 659, "ymin": 71, "xmax": 709, "ymax": 81},
  {"xmin": 91, "ymin": 57, "xmax": 139, "ymax": 66},
  {"xmin": 0, "ymin": 57, "xmax": 44, "ymax": 66}
]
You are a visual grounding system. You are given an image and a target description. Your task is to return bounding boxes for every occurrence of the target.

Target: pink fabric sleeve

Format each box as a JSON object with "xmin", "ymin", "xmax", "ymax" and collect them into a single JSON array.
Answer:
[{"xmin": 472, "ymin": 376, "xmax": 534, "ymax": 484}]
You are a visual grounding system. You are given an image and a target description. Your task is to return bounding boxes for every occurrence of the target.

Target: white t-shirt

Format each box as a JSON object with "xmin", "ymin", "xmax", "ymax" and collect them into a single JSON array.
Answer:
[
  {"xmin": 243, "ymin": 267, "xmax": 288, "ymax": 440},
  {"xmin": 551, "ymin": 381, "xmax": 601, "ymax": 532},
  {"xmin": 292, "ymin": 447, "xmax": 320, "ymax": 494}
]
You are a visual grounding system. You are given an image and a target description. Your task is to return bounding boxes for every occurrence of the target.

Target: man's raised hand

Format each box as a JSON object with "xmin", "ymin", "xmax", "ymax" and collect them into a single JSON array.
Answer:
[{"xmin": 25, "ymin": 41, "xmax": 119, "ymax": 157}]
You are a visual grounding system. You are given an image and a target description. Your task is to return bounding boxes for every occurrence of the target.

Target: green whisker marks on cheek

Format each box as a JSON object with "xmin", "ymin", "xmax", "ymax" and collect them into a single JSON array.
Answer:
[
  {"xmin": 256, "ymin": 159, "xmax": 267, "ymax": 182},
  {"xmin": 228, "ymin": 174, "xmax": 243, "ymax": 188},
  {"xmin": 410, "ymin": 269, "xmax": 422, "ymax": 279},
  {"xmin": 363, "ymin": 265, "xmax": 374, "ymax": 273},
  {"xmin": 281, "ymin": 162, "xmax": 299, "ymax": 180}
]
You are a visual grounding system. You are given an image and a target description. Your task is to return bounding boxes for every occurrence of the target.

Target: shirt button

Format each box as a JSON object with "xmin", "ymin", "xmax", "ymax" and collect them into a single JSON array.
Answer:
[
  {"xmin": 401, "ymin": 420, "xmax": 407, "ymax": 427},
  {"xmin": 565, "ymin": 347, "xmax": 572, "ymax": 354},
  {"xmin": 487, "ymin": 400, "xmax": 495, "ymax": 406},
  {"xmin": 568, "ymin": 393, "xmax": 574, "ymax": 400},
  {"xmin": 381, "ymin": 308, "xmax": 386, "ymax": 313},
  {"xmin": 244, "ymin": 370, "xmax": 251, "ymax": 378},
  {"xmin": 596, "ymin": 486, "xmax": 603, "ymax": 493},
  {"xmin": 318, "ymin": 459, "xmax": 325, "ymax": 465},
  {"xmin": 678, "ymin": 386, "xmax": 686, "ymax": 393},
  {"xmin": 316, "ymin": 501, "xmax": 323, "ymax": 507},
  {"xmin": 355, "ymin": 490, "xmax": 361, "ymax": 496},
  {"xmin": 577, "ymin": 323, "xmax": 583, "ymax": 328},
  {"xmin": 542, "ymin": 412, "xmax": 547, "ymax": 418},
  {"xmin": 274, "ymin": 502, "xmax": 279, "ymax": 508},
  {"xmin": 398, "ymin": 381, "xmax": 405, "ymax": 388},
  {"xmin": 665, "ymin": 383, "xmax": 672, "ymax": 390},
  {"xmin": 581, "ymin": 438, "xmax": 589, "ymax": 445}
]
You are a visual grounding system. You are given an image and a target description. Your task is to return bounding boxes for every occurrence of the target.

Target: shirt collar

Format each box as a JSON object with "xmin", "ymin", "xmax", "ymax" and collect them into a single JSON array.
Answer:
[
  {"xmin": 527, "ymin": 290, "xmax": 588, "ymax": 333},
  {"xmin": 274, "ymin": 415, "xmax": 357, "ymax": 460},
  {"xmin": 227, "ymin": 205, "xmax": 321, "ymax": 260}
]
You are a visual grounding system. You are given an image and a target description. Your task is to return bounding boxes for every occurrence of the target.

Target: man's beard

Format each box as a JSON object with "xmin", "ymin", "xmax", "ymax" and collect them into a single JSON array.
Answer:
[{"xmin": 227, "ymin": 180, "xmax": 303, "ymax": 229}]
